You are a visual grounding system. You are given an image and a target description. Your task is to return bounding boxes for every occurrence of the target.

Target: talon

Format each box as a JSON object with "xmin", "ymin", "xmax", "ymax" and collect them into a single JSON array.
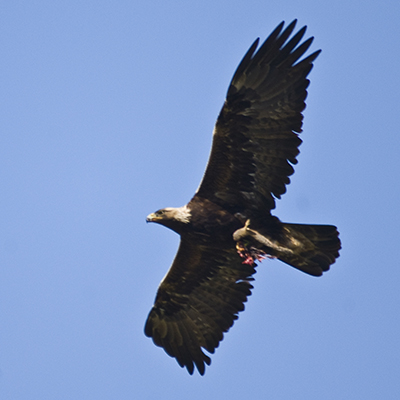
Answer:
[{"xmin": 236, "ymin": 241, "xmax": 246, "ymax": 252}]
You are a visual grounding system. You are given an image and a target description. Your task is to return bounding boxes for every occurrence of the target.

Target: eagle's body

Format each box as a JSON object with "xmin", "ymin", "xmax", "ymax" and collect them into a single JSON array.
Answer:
[{"xmin": 145, "ymin": 21, "xmax": 341, "ymax": 375}]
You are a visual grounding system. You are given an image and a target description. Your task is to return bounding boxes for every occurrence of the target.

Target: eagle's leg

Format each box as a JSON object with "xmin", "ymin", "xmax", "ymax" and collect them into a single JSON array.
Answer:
[{"xmin": 234, "ymin": 220, "xmax": 281, "ymax": 264}]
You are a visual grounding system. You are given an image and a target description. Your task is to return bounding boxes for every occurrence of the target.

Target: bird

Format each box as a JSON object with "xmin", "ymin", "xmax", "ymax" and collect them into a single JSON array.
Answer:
[{"xmin": 144, "ymin": 20, "xmax": 341, "ymax": 375}]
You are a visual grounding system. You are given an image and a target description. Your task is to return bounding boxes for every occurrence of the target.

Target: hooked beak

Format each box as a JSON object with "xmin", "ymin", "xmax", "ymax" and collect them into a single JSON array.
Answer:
[{"xmin": 146, "ymin": 213, "xmax": 157, "ymax": 223}]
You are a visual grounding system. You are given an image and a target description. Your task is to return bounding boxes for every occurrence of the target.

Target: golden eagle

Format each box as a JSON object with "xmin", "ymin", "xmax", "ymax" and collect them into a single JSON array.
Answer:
[{"xmin": 145, "ymin": 20, "xmax": 341, "ymax": 375}]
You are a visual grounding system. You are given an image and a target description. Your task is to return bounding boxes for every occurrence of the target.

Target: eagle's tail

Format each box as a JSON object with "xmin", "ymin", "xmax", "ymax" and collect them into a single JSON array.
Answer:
[
  {"xmin": 233, "ymin": 221, "xmax": 341, "ymax": 276},
  {"xmin": 276, "ymin": 223, "xmax": 341, "ymax": 276}
]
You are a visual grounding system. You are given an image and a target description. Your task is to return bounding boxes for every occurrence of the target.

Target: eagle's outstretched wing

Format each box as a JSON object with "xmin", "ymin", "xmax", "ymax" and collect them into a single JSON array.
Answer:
[
  {"xmin": 144, "ymin": 237, "xmax": 256, "ymax": 375},
  {"xmin": 196, "ymin": 20, "xmax": 320, "ymax": 213}
]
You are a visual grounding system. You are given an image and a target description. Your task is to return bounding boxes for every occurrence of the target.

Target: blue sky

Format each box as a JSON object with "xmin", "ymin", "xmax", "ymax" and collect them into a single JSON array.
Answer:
[{"xmin": 1, "ymin": 1, "xmax": 399, "ymax": 399}]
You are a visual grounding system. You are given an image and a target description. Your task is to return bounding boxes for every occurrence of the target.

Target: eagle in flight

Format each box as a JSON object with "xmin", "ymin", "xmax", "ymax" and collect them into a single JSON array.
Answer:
[{"xmin": 145, "ymin": 20, "xmax": 341, "ymax": 375}]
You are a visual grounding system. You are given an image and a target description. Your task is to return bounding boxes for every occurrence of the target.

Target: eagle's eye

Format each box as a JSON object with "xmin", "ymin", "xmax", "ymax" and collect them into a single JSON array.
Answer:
[{"xmin": 156, "ymin": 210, "xmax": 165, "ymax": 216}]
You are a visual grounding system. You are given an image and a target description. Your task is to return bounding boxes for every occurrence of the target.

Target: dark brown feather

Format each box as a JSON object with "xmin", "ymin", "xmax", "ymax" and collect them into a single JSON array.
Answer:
[
  {"xmin": 145, "ymin": 238, "xmax": 255, "ymax": 375},
  {"xmin": 196, "ymin": 21, "xmax": 319, "ymax": 213}
]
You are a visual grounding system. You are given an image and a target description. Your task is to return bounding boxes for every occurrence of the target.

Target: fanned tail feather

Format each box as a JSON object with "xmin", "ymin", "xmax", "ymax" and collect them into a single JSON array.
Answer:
[{"xmin": 277, "ymin": 223, "xmax": 341, "ymax": 276}]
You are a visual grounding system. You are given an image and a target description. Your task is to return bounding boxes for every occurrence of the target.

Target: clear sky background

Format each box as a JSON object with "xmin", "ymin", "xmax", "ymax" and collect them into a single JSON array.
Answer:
[{"xmin": 1, "ymin": 1, "xmax": 399, "ymax": 399}]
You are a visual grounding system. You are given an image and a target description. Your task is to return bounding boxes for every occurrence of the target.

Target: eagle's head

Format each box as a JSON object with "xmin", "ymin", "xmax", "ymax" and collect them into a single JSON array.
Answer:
[{"xmin": 146, "ymin": 205, "xmax": 191, "ymax": 233}]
